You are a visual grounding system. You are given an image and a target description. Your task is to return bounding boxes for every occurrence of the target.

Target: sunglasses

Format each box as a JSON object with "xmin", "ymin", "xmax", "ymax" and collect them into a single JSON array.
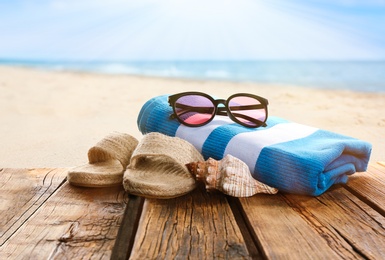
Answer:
[{"xmin": 168, "ymin": 92, "xmax": 269, "ymax": 128}]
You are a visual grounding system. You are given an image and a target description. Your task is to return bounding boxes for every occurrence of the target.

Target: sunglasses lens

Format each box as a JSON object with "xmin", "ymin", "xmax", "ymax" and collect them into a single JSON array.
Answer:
[
  {"xmin": 174, "ymin": 95, "xmax": 215, "ymax": 125},
  {"xmin": 228, "ymin": 96, "xmax": 267, "ymax": 127}
]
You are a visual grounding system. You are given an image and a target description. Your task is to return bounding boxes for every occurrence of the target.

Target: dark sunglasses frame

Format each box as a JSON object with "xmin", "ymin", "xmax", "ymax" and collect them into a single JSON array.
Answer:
[{"xmin": 168, "ymin": 91, "xmax": 269, "ymax": 128}]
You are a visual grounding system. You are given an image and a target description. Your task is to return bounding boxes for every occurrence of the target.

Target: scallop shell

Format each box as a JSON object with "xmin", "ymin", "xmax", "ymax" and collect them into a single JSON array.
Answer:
[{"xmin": 186, "ymin": 154, "xmax": 278, "ymax": 197}]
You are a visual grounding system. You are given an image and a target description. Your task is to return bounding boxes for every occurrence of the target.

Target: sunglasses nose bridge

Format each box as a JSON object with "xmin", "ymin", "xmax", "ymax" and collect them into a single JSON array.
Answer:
[
  {"xmin": 213, "ymin": 99, "xmax": 228, "ymax": 116},
  {"xmin": 214, "ymin": 99, "xmax": 226, "ymax": 106}
]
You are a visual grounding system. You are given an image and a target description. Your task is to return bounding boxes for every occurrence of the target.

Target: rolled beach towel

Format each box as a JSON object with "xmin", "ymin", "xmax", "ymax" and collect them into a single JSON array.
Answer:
[{"xmin": 137, "ymin": 95, "xmax": 372, "ymax": 196}]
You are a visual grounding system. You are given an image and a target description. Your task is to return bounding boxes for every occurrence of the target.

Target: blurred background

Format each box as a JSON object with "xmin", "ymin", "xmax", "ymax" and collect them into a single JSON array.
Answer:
[{"xmin": 1, "ymin": 0, "xmax": 385, "ymax": 91}]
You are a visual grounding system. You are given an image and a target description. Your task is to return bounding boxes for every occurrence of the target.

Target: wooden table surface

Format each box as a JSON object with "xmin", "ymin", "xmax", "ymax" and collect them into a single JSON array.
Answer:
[{"xmin": 1, "ymin": 163, "xmax": 385, "ymax": 259}]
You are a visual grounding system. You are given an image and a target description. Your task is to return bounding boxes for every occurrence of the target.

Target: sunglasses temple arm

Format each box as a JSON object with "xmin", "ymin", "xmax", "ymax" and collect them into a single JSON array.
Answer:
[
  {"xmin": 226, "ymin": 104, "xmax": 266, "ymax": 111},
  {"xmin": 173, "ymin": 104, "xmax": 214, "ymax": 114},
  {"xmin": 216, "ymin": 109, "xmax": 266, "ymax": 126},
  {"xmin": 174, "ymin": 104, "xmax": 264, "ymax": 115}
]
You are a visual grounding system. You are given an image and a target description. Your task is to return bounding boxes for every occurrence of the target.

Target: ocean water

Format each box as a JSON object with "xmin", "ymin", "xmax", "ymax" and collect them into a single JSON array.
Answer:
[{"xmin": 1, "ymin": 59, "xmax": 385, "ymax": 93}]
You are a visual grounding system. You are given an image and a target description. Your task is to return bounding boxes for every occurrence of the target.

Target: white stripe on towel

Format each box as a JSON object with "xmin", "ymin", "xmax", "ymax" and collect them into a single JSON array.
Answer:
[{"xmin": 224, "ymin": 123, "xmax": 318, "ymax": 172}]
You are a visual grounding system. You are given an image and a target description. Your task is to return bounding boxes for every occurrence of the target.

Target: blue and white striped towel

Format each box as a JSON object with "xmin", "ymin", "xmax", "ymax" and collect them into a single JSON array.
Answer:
[{"xmin": 137, "ymin": 95, "xmax": 372, "ymax": 196}]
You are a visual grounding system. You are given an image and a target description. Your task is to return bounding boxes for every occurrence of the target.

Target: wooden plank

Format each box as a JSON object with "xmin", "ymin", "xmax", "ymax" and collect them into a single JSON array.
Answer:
[
  {"xmin": 238, "ymin": 194, "xmax": 342, "ymax": 259},
  {"xmin": 226, "ymin": 196, "xmax": 261, "ymax": 258},
  {"xmin": 284, "ymin": 187, "xmax": 385, "ymax": 259},
  {"xmin": 0, "ymin": 177, "xmax": 128, "ymax": 259},
  {"xmin": 129, "ymin": 185, "xmax": 253, "ymax": 259},
  {"xmin": 344, "ymin": 163, "xmax": 385, "ymax": 215},
  {"xmin": 0, "ymin": 168, "xmax": 67, "ymax": 245},
  {"xmin": 111, "ymin": 195, "xmax": 144, "ymax": 260}
]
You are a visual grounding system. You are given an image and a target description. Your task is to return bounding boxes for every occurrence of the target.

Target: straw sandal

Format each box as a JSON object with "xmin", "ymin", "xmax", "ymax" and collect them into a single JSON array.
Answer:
[
  {"xmin": 67, "ymin": 132, "xmax": 139, "ymax": 187},
  {"xmin": 123, "ymin": 132, "xmax": 204, "ymax": 199}
]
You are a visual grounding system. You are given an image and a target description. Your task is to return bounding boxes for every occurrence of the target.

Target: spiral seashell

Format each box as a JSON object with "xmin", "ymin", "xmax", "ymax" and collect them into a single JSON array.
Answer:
[{"xmin": 186, "ymin": 154, "xmax": 278, "ymax": 197}]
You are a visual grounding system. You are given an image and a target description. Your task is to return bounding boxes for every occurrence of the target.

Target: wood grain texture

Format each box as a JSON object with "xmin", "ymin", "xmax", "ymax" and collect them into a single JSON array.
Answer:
[
  {"xmin": 2, "ymin": 164, "xmax": 385, "ymax": 259},
  {"xmin": 0, "ymin": 169, "xmax": 127, "ymax": 259},
  {"xmin": 344, "ymin": 163, "xmax": 385, "ymax": 215},
  {"xmin": 0, "ymin": 168, "xmax": 67, "ymax": 245},
  {"xmin": 130, "ymin": 185, "xmax": 251, "ymax": 259},
  {"xmin": 111, "ymin": 195, "xmax": 144, "ymax": 260},
  {"xmin": 284, "ymin": 187, "xmax": 385, "ymax": 259},
  {"xmin": 238, "ymin": 194, "xmax": 341, "ymax": 259}
]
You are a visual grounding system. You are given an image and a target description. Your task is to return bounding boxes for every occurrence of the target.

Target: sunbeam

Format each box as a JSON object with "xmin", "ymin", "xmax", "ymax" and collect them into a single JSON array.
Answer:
[{"xmin": 0, "ymin": 0, "xmax": 384, "ymax": 60}]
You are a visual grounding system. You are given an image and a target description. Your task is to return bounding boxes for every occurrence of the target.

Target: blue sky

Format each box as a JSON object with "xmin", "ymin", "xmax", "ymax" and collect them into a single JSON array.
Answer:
[{"xmin": 1, "ymin": 0, "xmax": 385, "ymax": 60}]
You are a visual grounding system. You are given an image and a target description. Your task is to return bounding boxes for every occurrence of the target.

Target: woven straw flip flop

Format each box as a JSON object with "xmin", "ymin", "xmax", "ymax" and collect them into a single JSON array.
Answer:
[
  {"xmin": 123, "ymin": 132, "xmax": 204, "ymax": 199},
  {"xmin": 67, "ymin": 132, "xmax": 139, "ymax": 187}
]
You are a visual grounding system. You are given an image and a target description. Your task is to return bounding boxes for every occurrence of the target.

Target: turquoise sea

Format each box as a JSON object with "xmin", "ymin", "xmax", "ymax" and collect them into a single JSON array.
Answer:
[{"xmin": 1, "ymin": 60, "xmax": 385, "ymax": 93}]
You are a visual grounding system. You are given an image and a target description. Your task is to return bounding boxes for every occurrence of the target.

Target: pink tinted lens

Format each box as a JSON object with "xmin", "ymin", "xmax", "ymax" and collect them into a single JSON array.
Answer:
[
  {"xmin": 175, "ymin": 95, "xmax": 215, "ymax": 125},
  {"xmin": 228, "ymin": 96, "xmax": 266, "ymax": 127}
]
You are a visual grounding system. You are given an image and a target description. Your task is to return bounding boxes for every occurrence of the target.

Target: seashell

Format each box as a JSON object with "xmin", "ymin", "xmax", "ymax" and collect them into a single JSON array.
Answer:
[{"xmin": 186, "ymin": 154, "xmax": 278, "ymax": 197}]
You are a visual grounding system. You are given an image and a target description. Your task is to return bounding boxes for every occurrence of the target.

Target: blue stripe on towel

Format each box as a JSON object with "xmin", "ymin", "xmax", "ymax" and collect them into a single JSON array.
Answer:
[
  {"xmin": 202, "ymin": 117, "xmax": 289, "ymax": 160},
  {"xmin": 137, "ymin": 95, "xmax": 180, "ymax": 136},
  {"xmin": 202, "ymin": 124, "xmax": 253, "ymax": 159},
  {"xmin": 254, "ymin": 130, "xmax": 371, "ymax": 195}
]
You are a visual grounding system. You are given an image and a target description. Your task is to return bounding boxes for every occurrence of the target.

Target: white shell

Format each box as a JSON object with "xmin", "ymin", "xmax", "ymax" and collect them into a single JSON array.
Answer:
[{"xmin": 186, "ymin": 154, "xmax": 278, "ymax": 197}]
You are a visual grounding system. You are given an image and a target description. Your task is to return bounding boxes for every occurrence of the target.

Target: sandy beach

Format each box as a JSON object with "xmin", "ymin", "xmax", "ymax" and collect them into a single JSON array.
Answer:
[{"xmin": 1, "ymin": 65, "xmax": 384, "ymax": 168}]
